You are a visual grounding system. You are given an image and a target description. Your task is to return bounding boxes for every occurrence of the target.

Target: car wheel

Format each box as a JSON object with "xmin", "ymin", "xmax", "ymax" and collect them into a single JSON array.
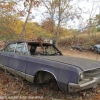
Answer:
[
  {"xmin": 94, "ymin": 49, "xmax": 97, "ymax": 54},
  {"xmin": 49, "ymin": 80, "xmax": 59, "ymax": 91}
]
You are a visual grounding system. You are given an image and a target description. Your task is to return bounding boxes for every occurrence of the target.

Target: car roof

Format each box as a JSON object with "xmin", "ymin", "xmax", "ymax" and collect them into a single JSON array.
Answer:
[
  {"xmin": 8, "ymin": 40, "xmax": 52, "ymax": 45},
  {"xmin": 95, "ymin": 44, "xmax": 100, "ymax": 47}
]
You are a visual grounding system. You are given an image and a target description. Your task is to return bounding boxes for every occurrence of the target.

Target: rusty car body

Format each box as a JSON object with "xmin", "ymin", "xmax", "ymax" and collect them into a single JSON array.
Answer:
[{"xmin": 0, "ymin": 40, "xmax": 100, "ymax": 93}]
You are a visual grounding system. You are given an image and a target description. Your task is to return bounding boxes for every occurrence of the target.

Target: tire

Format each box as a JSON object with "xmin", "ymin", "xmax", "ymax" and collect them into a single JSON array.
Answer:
[
  {"xmin": 49, "ymin": 81, "xmax": 59, "ymax": 91},
  {"xmin": 94, "ymin": 49, "xmax": 97, "ymax": 54}
]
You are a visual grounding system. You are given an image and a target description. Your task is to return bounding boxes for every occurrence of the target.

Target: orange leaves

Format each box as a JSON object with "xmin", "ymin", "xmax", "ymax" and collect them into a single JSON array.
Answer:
[
  {"xmin": 24, "ymin": 0, "xmax": 40, "ymax": 7},
  {"xmin": 26, "ymin": 0, "xmax": 29, "ymax": 2},
  {"xmin": 19, "ymin": 11, "xmax": 26, "ymax": 16},
  {"xmin": 41, "ymin": 18, "xmax": 55, "ymax": 33},
  {"xmin": 33, "ymin": 1, "xmax": 40, "ymax": 7},
  {"xmin": 10, "ymin": 19, "xmax": 23, "ymax": 35},
  {"xmin": 0, "ymin": 1, "xmax": 17, "ymax": 12}
]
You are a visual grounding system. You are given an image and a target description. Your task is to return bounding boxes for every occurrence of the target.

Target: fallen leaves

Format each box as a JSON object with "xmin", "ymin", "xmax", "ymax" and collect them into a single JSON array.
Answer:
[{"xmin": 0, "ymin": 68, "xmax": 100, "ymax": 100}]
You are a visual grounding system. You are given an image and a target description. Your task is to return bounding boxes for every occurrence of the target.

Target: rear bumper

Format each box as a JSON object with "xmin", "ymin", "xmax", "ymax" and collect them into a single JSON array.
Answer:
[{"xmin": 68, "ymin": 78, "xmax": 100, "ymax": 93}]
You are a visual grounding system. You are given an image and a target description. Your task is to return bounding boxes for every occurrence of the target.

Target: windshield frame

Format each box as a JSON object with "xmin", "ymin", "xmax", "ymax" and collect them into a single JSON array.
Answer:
[{"xmin": 27, "ymin": 42, "xmax": 62, "ymax": 56}]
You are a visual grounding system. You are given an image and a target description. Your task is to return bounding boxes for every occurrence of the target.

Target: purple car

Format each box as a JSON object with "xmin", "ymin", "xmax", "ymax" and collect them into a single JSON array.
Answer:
[{"xmin": 0, "ymin": 40, "xmax": 100, "ymax": 93}]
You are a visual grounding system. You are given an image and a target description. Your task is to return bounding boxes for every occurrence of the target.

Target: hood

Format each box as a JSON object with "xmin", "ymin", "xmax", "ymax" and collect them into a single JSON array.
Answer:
[{"xmin": 39, "ymin": 56, "xmax": 100, "ymax": 71}]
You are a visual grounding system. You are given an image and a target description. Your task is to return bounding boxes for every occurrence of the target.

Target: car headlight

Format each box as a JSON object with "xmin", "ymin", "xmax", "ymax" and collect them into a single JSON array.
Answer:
[{"xmin": 79, "ymin": 72, "xmax": 84, "ymax": 81}]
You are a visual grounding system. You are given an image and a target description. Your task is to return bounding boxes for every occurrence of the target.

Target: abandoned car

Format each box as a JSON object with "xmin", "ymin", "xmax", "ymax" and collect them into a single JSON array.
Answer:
[
  {"xmin": 94, "ymin": 44, "xmax": 100, "ymax": 54},
  {"xmin": 0, "ymin": 40, "xmax": 100, "ymax": 93},
  {"xmin": 89, "ymin": 44, "xmax": 100, "ymax": 54},
  {"xmin": 71, "ymin": 44, "xmax": 84, "ymax": 51}
]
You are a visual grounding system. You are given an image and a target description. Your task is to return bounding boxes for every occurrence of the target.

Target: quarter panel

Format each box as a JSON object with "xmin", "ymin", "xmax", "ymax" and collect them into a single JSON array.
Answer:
[
  {"xmin": 0, "ymin": 52, "xmax": 12, "ymax": 67},
  {"xmin": 9, "ymin": 54, "xmax": 26, "ymax": 71},
  {"xmin": 26, "ymin": 56, "xmax": 79, "ymax": 84},
  {"xmin": 9, "ymin": 53, "xmax": 26, "ymax": 78}
]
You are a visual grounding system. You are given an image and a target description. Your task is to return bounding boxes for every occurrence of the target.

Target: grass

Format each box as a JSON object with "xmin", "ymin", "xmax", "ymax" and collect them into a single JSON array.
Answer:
[{"xmin": 58, "ymin": 32, "xmax": 100, "ymax": 49}]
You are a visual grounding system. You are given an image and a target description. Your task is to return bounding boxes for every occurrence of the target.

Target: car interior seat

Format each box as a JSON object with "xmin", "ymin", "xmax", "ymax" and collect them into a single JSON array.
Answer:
[{"xmin": 30, "ymin": 46, "xmax": 36, "ymax": 55}]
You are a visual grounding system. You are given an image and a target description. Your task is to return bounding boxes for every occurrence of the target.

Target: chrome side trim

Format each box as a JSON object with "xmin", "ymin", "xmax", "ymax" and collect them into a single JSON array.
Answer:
[
  {"xmin": 10, "ymin": 68, "xmax": 25, "ymax": 78},
  {"xmin": 0, "ymin": 64, "xmax": 5, "ymax": 70},
  {"xmin": 0, "ymin": 65, "xmax": 34, "ymax": 82},
  {"xmin": 26, "ymin": 74, "xmax": 34, "ymax": 83},
  {"xmin": 2, "ymin": 66, "xmax": 25, "ymax": 78}
]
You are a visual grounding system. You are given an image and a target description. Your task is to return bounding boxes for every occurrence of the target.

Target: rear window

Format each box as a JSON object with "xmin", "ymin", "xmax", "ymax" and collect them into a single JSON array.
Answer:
[{"xmin": 4, "ymin": 43, "xmax": 16, "ymax": 52}]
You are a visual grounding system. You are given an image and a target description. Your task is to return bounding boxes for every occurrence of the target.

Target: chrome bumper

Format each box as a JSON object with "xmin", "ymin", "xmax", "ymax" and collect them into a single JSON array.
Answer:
[{"xmin": 68, "ymin": 78, "xmax": 100, "ymax": 93}]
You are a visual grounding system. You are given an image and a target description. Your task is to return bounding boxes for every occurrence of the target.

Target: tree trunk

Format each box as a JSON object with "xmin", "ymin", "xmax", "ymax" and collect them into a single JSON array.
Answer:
[
  {"xmin": 56, "ymin": 0, "xmax": 61, "ymax": 47},
  {"xmin": 19, "ymin": 1, "xmax": 32, "ymax": 40}
]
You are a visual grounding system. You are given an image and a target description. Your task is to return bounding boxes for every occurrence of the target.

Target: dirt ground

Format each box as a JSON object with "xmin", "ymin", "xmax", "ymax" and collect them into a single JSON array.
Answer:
[
  {"xmin": 0, "ymin": 50, "xmax": 100, "ymax": 100},
  {"xmin": 62, "ymin": 49, "xmax": 100, "ymax": 61}
]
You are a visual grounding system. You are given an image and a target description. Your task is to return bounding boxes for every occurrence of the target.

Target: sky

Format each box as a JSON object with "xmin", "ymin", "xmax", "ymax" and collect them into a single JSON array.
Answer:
[
  {"xmin": 18, "ymin": 0, "xmax": 100, "ymax": 29},
  {"xmin": 66, "ymin": 0, "xmax": 100, "ymax": 29}
]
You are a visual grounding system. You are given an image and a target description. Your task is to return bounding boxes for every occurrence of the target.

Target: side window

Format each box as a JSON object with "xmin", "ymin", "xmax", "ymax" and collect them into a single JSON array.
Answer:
[
  {"xmin": 24, "ymin": 44, "xmax": 29, "ymax": 55},
  {"xmin": 15, "ymin": 43, "xmax": 28, "ymax": 55},
  {"xmin": 94, "ymin": 46, "xmax": 97, "ymax": 49},
  {"xmin": 4, "ymin": 43, "xmax": 16, "ymax": 52}
]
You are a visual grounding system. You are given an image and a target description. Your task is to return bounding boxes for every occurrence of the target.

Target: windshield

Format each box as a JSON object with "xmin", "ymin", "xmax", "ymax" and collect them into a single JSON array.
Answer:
[{"xmin": 29, "ymin": 44, "xmax": 62, "ymax": 56}]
